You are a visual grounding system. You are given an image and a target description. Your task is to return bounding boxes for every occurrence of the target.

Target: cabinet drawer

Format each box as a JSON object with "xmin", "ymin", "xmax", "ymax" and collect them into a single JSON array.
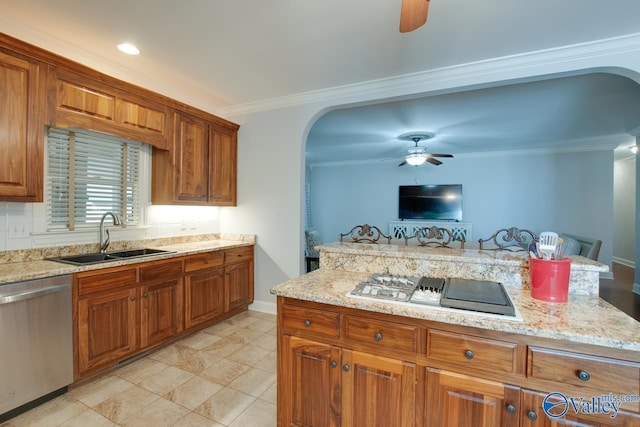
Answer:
[
  {"xmin": 77, "ymin": 267, "xmax": 137, "ymax": 296},
  {"xmin": 281, "ymin": 304, "xmax": 340, "ymax": 338},
  {"xmin": 184, "ymin": 251, "xmax": 224, "ymax": 272},
  {"xmin": 345, "ymin": 315, "xmax": 419, "ymax": 353},
  {"xmin": 427, "ymin": 329, "xmax": 516, "ymax": 374},
  {"xmin": 224, "ymin": 246, "xmax": 253, "ymax": 264},
  {"xmin": 139, "ymin": 259, "xmax": 183, "ymax": 282},
  {"xmin": 527, "ymin": 347, "xmax": 640, "ymax": 399}
]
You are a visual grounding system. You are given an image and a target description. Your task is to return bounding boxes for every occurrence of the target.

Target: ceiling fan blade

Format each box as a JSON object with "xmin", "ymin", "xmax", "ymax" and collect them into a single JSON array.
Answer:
[
  {"xmin": 426, "ymin": 157, "xmax": 442, "ymax": 166},
  {"xmin": 398, "ymin": 160, "xmax": 407, "ymax": 167},
  {"xmin": 429, "ymin": 153, "xmax": 454, "ymax": 158},
  {"xmin": 399, "ymin": 0, "xmax": 429, "ymax": 33}
]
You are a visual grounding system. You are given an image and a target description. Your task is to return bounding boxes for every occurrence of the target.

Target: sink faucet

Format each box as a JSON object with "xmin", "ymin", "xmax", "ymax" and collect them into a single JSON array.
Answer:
[{"xmin": 99, "ymin": 212, "xmax": 122, "ymax": 253}]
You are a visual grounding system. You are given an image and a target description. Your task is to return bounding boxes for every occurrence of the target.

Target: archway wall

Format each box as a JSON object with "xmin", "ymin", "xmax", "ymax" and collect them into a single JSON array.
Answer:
[{"xmin": 219, "ymin": 34, "xmax": 640, "ymax": 313}]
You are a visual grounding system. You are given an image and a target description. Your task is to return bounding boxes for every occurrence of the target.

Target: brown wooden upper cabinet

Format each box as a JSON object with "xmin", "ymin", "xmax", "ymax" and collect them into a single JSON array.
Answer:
[
  {"xmin": 0, "ymin": 33, "xmax": 239, "ymax": 205},
  {"xmin": 152, "ymin": 110, "xmax": 238, "ymax": 206},
  {"xmin": 51, "ymin": 69, "xmax": 170, "ymax": 150},
  {"xmin": 0, "ymin": 47, "xmax": 46, "ymax": 202}
]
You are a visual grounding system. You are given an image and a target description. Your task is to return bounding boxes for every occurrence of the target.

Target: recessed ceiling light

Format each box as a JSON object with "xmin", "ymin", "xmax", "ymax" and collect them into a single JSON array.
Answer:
[
  {"xmin": 631, "ymin": 145, "xmax": 638, "ymax": 154},
  {"xmin": 117, "ymin": 43, "xmax": 140, "ymax": 55}
]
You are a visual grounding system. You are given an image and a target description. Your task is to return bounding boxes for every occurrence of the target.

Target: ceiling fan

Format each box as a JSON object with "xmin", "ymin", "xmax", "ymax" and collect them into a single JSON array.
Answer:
[
  {"xmin": 397, "ymin": 133, "xmax": 453, "ymax": 167},
  {"xmin": 400, "ymin": 0, "xmax": 430, "ymax": 33}
]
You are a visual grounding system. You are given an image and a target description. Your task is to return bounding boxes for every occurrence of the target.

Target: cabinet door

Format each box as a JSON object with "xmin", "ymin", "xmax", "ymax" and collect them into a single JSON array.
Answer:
[
  {"xmin": 184, "ymin": 266, "xmax": 225, "ymax": 329},
  {"xmin": 140, "ymin": 278, "xmax": 183, "ymax": 348},
  {"xmin": 521, "ymin": 389, "xmax": 640, "ymax": 427},
  {"xmin": 341, "ymin": 349, "xmax": 417, "ymax": 427},
  {"xmin": 225, "ymin": 260, "xmax": 253, "ymax": 312},
  {"xmin": 280, "ymin": 335, "xmax": 342, "ymax": 427},
  {"xmin": 173, "ymin": 111, "xmax": 209, "ymax": 203},
  {"xmin": 426, "ymin": 368, "xmax": 520, "ymax": 427},
  {"xmin": 77, "ymin": 287, "xmax": 137, "ymax": 376},
  {"xmin": 54, "ymin": 69, "xmax": 168, "ymax": 149},
  {"xmin": 0, "ymin": 50, "xmax": 44, "ymax": 201},
  {"xmin": 208, "ymin": 124, "xmax": 237, "ymax": 205}
]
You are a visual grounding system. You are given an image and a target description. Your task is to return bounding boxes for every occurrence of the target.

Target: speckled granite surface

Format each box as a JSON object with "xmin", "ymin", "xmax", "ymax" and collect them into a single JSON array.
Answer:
[
  {"xmin": 270, "ymin": 269, "xmax": 640, "ymax": 352},
  {"xmin": 319, "ymin": 242, "xmax": 607, "ymax": 296},
  {"xmin": 0, "ymin": 234, "xmax": 255, "ymax": 284}
]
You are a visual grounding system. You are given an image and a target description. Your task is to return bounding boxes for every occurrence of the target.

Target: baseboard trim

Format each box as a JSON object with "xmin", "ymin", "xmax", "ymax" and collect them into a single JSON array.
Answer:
[
  {"xmin": 633, "ymin": 283, "xmax": 640, "ymax": 296},
  {"xmin": 249, "ymin": 300, "xmax": 277, "ymax": 315},
  {"xmin": 612, "ymin": 257, "xmax": 635, "ymax": 268},
  {"xmin": 600, "ymin": 271, "xmax": 614, "ymax": 280}
]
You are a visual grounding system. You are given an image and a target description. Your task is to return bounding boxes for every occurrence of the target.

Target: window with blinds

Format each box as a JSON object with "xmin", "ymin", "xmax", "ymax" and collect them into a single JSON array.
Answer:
[{"xmin": 46, "ymin": 127, "xmax": 143, "ymax": 231}]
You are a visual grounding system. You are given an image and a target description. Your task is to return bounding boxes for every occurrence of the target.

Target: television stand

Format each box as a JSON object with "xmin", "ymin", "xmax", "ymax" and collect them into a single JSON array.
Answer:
[{"xmin": 389, "ymin": 220, "xmax": 472, "ymax": 242}]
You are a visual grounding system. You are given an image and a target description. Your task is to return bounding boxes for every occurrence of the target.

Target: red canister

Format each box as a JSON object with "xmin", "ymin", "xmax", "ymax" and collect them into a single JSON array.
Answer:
[{"xmin": 529, "ymin": 257, "xmax": 572, "ymax": 302}]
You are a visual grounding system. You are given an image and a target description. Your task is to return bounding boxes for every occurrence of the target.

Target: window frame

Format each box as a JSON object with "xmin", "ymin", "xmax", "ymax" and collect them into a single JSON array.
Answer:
[{"xmin": 31, "ymin": 127, "xmax": 151, "ymax": 245}]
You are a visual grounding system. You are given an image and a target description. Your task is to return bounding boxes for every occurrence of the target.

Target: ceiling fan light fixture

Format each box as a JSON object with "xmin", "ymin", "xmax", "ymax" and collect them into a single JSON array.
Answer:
[{"xmin": 406, "ymin": 154, "xmax": 427, "ymax": 166}]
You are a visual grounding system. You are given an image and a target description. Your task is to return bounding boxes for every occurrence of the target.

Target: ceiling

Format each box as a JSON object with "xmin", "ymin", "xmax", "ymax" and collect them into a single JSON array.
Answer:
[
  {"xmin": 306, "ymin": 73, "xmax": 640, "ymax": 165},
  {"xmin": 2, "ymin": 1, "xmax": 640, "ymax": 161}
]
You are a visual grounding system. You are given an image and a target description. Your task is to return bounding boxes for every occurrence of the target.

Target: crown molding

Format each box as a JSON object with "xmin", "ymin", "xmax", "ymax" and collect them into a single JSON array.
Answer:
[{"xmin": 220, "ymin": 32, "xmax": 640, "ymax": 118}]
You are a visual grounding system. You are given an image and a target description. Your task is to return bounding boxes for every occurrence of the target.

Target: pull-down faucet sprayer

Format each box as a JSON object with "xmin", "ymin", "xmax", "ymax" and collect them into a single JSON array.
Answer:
[{"xmin": 99, "ymin": 212, "xmax": 122, "ymax": 253}]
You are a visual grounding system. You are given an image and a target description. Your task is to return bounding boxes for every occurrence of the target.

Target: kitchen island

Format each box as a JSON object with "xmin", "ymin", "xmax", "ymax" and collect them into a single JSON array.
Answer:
[{"xmin": 272, "ymin": 243, "xmax": 639, "ymax": 426}]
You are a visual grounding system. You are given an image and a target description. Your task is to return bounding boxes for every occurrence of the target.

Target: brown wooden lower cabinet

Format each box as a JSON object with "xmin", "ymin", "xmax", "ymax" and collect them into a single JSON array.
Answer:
[
  {"xmin": 225, "ymin": 260, "xmax": 253, "ymax": 312},
  {"xmin": 342, "ymin": 349, "xmax": 417, "ymax": 426},
  {"xmin": 74, "ymin": 246, "xmax": 254, "ymax": 381},
  {"xmin": 77, "ymin": 286, "xmax": 137, "ymax": 375},
  {"xmin": 280, "ymin": 335, "xmax": 418, "ymax": 427},
  {"xmin": 277, "ymin": 297, "xmax": 640, "ymax": 427},
  {"xmin": 520, "ymin": 389, "xmax": 640, "ymax": 427},
  {"xmin": 426, "ymin": 368, "xmax": 520, "ymax": 427},
  {"xmin": 280, "ymin": 335, "xmax": 341, "ymax": 427},
  {"xmin": 184, "ymin": 266, "xmax": 225, "ymax": 329},
  {"xmin": 140, "ymin": 277, "xmax": 183, "ymax": 348}
]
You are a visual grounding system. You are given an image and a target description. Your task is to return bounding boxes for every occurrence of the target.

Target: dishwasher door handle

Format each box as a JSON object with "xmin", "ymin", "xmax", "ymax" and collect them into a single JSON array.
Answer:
[{"xmin": 0, "ymin": 283, "xmax": 70, "ymax": 305}]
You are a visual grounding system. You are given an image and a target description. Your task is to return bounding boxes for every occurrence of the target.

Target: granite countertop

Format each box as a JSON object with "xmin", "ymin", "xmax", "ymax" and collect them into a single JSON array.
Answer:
[
  {"xmin": 270, "ymin": 268, "xmax": 640, "ymax": 352},
  {"xmin": 319, "ymin": 242, "xmax": 609, "ymax": 272},
  {"xmin": 0, "ymin": 235, "xmax": 255, "ymax": 285}
]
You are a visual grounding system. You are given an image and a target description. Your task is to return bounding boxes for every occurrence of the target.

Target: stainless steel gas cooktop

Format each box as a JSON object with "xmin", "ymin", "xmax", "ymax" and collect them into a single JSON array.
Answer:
[{"xmin": 348, "ymin": 274, "xmax": 521, "ymax": 320}]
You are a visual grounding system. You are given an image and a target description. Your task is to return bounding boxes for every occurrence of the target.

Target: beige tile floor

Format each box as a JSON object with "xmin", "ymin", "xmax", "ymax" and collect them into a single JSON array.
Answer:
[{"xmin": 1, "ymin": 311, "xmax": 277, "ymax": 427}]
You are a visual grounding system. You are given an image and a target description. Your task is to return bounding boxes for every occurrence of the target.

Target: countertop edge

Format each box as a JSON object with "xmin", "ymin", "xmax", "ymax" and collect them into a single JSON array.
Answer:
[{"xmin": 0, "ymin": 239, "xmax": 254, "ymax": 284}]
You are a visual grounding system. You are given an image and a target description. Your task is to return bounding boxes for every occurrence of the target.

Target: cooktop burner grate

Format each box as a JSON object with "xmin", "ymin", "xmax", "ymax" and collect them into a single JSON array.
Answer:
[{"xmin": 349, "ymin": 274, "xmax": 419, "ymax": 302}]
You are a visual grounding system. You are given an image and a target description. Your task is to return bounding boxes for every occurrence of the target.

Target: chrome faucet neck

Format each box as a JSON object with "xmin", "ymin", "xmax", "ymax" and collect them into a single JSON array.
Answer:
[{"xmin": 99, "ymin": 212, "xmax": 122, "ymax": 253}]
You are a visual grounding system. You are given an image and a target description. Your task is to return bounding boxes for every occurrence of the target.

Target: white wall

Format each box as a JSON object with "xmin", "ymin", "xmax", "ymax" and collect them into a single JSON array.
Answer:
[
  {"xmin": 221, "ymin": 36, "xmax": 640, "ymax": 313},
  {"xmin": 309, "ymin": 150, "xmax": 614, "ymax": 266},
  {"xmin": 614, "ymin": 156, "xmax": 636, "ymax": 265}
]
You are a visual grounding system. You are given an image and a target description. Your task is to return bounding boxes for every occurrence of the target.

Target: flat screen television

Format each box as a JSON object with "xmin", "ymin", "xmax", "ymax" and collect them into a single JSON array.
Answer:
[{"xmin": 399, "ymin": 184, "xmax": 462, "ymax": 221}]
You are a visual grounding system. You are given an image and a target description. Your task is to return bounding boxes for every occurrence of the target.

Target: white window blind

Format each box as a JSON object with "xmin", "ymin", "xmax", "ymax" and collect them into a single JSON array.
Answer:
[{"xmin": 46, "ymin": 127, "xmax": 142, "ymax": 231}]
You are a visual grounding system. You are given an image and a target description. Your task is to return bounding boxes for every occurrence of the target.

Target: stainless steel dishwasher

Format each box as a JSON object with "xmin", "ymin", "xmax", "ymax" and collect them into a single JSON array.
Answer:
[{"xmin": 0, "ymin": 274, "xmax": 73, "ymax": 421}]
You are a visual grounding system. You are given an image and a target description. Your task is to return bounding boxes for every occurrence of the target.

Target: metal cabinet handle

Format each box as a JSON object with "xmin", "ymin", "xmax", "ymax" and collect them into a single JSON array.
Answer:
[
  {"xmin": 342, "ymin": 364, "xmax": 350, "ymax": 372},
  {"xmin": 464, "ymin": 350, "xmax": 474, "ymax": 360},
  {"xmin": 374, "ymin": 332, "xmax": 383, "ymax": 341},
  {"xmin": 577, "ymin": 370, "xmax": 590, "ymax": 381},
  {"xmin": 143, "ymin": 292, "xmax": 148, "ymax": 298},
  {"xmin": 505, "ymin": 404, "xmax": 516, "ymax": 414},
  {"xmin": 130, "ymin": 296, "xmax": 136, "ymax": 301},
  {"xmin": 303, "ymin": 319, "xmax": 311, "ymax": 327},
  {"xmin": 527, "ymin": 410, "xmax": 538, "ymax": 420},
  {"xmin": 330, "ymin": 361, "xmax": 337, "ymax": 368}
]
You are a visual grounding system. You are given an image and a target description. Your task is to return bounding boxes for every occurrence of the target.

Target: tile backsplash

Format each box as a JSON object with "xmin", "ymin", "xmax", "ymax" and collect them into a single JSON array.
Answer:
[{"xmin": 0, "ymin": 202, "xmax": 224, "ymax": 252}]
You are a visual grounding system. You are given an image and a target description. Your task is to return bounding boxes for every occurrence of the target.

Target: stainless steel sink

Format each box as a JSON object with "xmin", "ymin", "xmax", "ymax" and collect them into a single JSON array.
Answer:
[
  {"xmin": 107, "ymin": 248, "xmax": 169, "ymax": 258},
  {"xmin": 50, "ymin": 248, "xmax": 173, "ymax": 265}
]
